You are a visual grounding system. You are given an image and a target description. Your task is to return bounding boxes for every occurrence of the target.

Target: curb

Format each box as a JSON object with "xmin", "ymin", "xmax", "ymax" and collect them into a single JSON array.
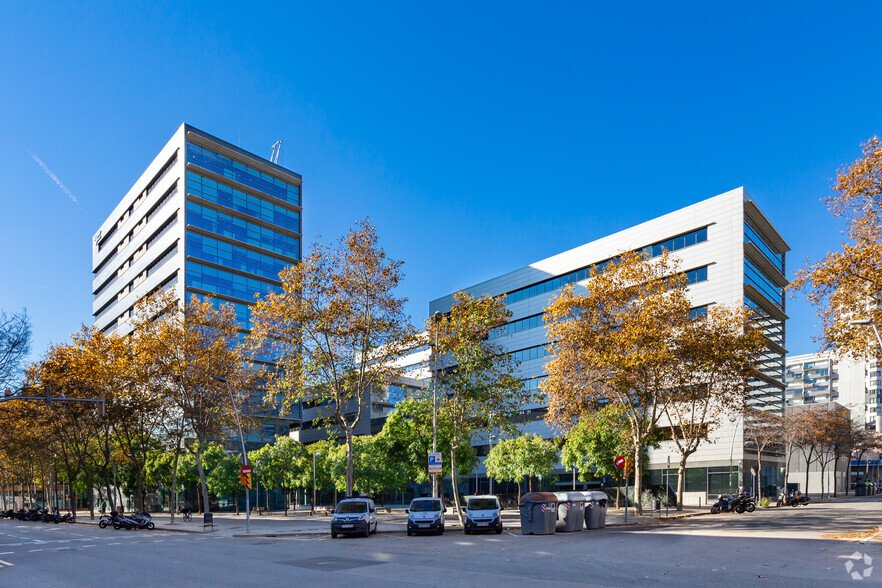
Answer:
[{"xmin": 75, "ymin": 520, "xmax": 205, "ymax": 534}]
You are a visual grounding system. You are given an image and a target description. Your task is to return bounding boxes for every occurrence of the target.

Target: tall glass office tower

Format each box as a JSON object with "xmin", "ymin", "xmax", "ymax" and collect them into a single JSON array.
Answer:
[{"xmin": 91, "ymin": 123, "xmax": 302, "ymax": 437}]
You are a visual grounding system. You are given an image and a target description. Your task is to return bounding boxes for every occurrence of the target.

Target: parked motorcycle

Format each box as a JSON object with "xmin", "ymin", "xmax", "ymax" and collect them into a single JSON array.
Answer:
[
  {"xmin": 777, "ymin": 491, "xmax": 810, "ymax": 507},
  {"xmin": 711, "ymin": 494, "xmax": 736, "ymax": 514}
]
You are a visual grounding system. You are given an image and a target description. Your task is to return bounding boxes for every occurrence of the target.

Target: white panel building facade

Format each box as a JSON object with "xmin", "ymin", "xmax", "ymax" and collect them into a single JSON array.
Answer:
[
  {"xmin": 786, "ymin": 352, "xmax": 882, "ymax": 432},
  {"xmin": 429, "ymin": 187, "xmax": 789, "ymax": 500}
]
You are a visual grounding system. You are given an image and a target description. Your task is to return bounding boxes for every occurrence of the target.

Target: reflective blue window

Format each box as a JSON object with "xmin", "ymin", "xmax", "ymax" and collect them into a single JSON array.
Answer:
[
  {"xmin": 685, "ymin": 266, "xmax": 708, "ymax": 285},
  {"xmin": 186, "ymin": 202, "xmax": 300, "ymax": 259},
  {"xmin": 186, "ymin": 172, "xmax": 300, "ymax": 233},
  {"xmin": 185, "ymin": 261, "xmax": 279, "ymax": 302},
  {"xmin": 744, "ymin": 220, "xmax": 784, "ymax": 273},
  {"xmin": 744, "ymin": 259, "xmax": 784, "ymax": 310},
  {"xmin": 507, "ymin": 227, "xmax": 708, "ymax": 305},
  {"xmin": 690, "ymin": 305, "xmax": 708, "ymax": 319},
  {"xmin": 489, "ymin": 313, "xmax": 544, "ymax": 339},
  {"xmin": 510, "ymin": 344, "xmax": 552, "ymax": 363},
  {"xmin": 186, "ymin": 231, "xmax": 289, "ymax": 281},
  {"xmin": 186, "ymin": 142, "xmax": 300, "ymax": 205}
]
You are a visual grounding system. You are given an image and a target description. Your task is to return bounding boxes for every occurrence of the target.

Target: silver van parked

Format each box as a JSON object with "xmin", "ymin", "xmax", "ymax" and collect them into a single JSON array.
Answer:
[
  {"xmin": 406, "ymin": 498, "xmax": 444, "ymax": 536},
  {"xmin": 331, "ymin": 497, "xmax": 378, "ymax": 538}
]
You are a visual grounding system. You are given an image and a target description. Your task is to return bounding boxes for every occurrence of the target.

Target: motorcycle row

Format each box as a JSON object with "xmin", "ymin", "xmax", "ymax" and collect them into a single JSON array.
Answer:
[
  {"xmin": 98, "ymin": 510, "xmax": 155, "ymax": 530},
  {"xmin": 0, "ymin": 507, "xmax": 76, "ymax": 523},
  {"xmin": 710, "ymin": 492, "xmax": 757, "ymax": 514}
]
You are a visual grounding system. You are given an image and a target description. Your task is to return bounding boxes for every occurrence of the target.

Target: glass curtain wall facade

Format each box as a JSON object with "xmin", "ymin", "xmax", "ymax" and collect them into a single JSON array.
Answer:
[
  {"xmin": 91, "ymin": 124, "xmax": 303, "ymax": 441},
  {"xmin": 429, "ymin": 187, "xmax": 790, "ymax": 499}
]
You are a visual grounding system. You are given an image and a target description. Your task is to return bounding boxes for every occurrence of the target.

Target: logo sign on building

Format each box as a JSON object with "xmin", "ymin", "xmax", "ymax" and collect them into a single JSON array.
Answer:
[{"xmin": 428, "ymin": 452, "xmax": 442, "ymax": 475}]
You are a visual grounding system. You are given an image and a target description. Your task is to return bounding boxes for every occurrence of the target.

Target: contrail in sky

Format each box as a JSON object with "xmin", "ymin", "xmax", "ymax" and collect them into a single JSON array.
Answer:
[{"xmin": 30, "ymin": 152, "xmax": 79, "ymax": 206}]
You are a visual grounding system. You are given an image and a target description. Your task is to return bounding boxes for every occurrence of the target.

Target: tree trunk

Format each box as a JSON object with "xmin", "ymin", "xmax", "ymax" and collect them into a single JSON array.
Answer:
[
  {"xmin": 832, "ymin": 451, "xmax": 839, "ymax": 498},
  {"xmin": 676, "ymin": 455, "xmax": 687, "ymax": 510},
  {"xmin": 450, "ymin": 446, "xmax": 464, "ymax": 525},
  {"xmin": 804, "ymin": 448, "xmax": 814, "ymax": 497},
  {"xmin": 235, "ymin": 490, "xmax": 239, "ymax": 516},
  {"xmin": 528, "ymin": 476, "xmax": 532, "ymax": 493},
  {"xmin": 87, "ymin": 482, "xmax": 95, "ymax": 520},
  {"xmin": 345, "ymin": 430, "xmax": 354, "ymax": 497},
  {"xmin": 784, "ymin": 444, "xmax": 793, "ymax": 491},
  {"xmin": 284, "ymin": 487, "xmax": 288, "ymax": 517},
  {"xmin": 169, "ymin": 437, "xmax": 182, "ymax": 524},
  {"xmin": 633, "ymin": 443, "xmax": 643, "ymax": 514},
  {"xmin": 135, "ymin": 467, "xmax": 144, "ymax": 511},
  {"xmin": 194, "ymin": 442, "xmax": 210, "ymax": 515},
  {"xmin": 755, "ymin": 447, "xmax": 764, "ymax": 499}
]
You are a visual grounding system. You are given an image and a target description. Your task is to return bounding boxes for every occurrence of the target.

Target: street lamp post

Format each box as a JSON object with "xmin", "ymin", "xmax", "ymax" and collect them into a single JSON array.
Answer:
[
  {"xmin": 213, "ymin": 376, "xmax": 249, "ymax": 534},
  {"xmin": 431, "ymin": 311, "xmax": 443, "ymax": 499}
]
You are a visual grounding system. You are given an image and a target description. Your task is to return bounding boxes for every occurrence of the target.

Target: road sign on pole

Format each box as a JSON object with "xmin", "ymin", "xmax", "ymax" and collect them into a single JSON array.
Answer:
[
  {"xmin": 428, "ymin": 452, "xmax": 442, "ymax": 475},
  {"xmin": 614, "ymin": 455, "xmax": 625, "ymax": 469}
]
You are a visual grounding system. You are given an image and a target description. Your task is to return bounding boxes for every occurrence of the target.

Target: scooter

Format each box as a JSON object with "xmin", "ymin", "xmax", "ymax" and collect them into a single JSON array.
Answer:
[{"xmin": 128, "ymin": 510, "xmax": 155, "ymax": 530}]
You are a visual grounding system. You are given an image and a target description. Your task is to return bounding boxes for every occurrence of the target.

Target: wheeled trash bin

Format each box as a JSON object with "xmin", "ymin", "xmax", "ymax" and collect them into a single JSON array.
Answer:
[
  {"xmin": 553, "ymin": 492, "xmax": 585, "ymax": 532},
  {"xmin": 585, "ymin": 491, "xmax": 609, "ymax": 529},
  {"xmin": 519, "ymin": 492, "xmax": 558, "ymax": 535}
]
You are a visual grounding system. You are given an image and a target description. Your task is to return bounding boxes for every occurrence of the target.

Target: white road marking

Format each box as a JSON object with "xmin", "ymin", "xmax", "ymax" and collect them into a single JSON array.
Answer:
[
  {"xmin": 0, "ymin": 559, "xmax": 13, "ymax": 566},
  {"xmin": 82, "ymin": 545, "xmax": 96, "ymax": 548}
]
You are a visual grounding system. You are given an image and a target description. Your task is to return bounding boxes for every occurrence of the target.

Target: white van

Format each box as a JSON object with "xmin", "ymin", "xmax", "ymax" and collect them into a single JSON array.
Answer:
[
  {"xmin": 406, "ymin": 497, "xmax": 444, "ymax": 535},
  {"xmin": 464, "ymin": 495, "xmax": 502, "ymax": 534}
]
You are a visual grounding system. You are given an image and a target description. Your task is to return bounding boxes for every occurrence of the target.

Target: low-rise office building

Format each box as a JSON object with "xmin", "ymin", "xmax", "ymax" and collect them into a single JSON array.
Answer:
[{"xmin": 430, "ymin": 187, "xmax": 789, "ymax": 500}]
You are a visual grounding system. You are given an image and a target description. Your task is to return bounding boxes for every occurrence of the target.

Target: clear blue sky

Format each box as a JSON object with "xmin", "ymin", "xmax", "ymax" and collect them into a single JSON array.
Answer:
[{"xmin": 2, "ymin": 1, "xmax": 881, "ymax": 361}]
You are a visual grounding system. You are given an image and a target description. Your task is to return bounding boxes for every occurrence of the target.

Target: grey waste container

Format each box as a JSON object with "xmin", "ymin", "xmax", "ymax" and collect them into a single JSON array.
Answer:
[
  {"xmin": 519, "ymin": 492, "xmax": 558, "ymax": 535},
  {"xmin": 584, "ymin": 491, "xmax": 609, "ymax": 529},
  {"xmin": 856, "ymin": 484, "xmax": 867, "ymax": 497},
  {"xmin": 553, "ymin": 492, "xmax": 585, "ymax": 532}
]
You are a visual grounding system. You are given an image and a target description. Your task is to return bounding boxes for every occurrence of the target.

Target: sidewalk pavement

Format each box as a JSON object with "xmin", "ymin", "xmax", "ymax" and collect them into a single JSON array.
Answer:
[{"xmin": 74, "ymin": 503, "xmax": 713, "ymax": 538}]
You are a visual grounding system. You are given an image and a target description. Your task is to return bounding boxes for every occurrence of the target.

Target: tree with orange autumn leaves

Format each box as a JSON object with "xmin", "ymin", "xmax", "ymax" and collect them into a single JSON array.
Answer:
[
  {"xmin": 133, "ymin": 290, "xmax": 253, "ymax": 518},
  {"xmin": 430, "ymin": 291, "xmax": 528, "ymax": 523},
  {"xmin": 543, "ymin": 250, "xmax": 766, "ymax": 513},
  {"xmin": 792, "ymin": 137, "xmax": 882, "ymax": 356},
  {"xmin": 0, "ymin": 290, "xmax": 253, "ymax": 518},
  {"xmin": 251, "ymin": 220, "xmax": 415, "ymax": 497}
]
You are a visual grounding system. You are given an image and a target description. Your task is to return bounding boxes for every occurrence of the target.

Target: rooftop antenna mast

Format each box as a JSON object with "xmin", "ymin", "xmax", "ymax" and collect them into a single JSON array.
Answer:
[{"xmin": 270, "ymin": 140, "xmax": 283, "ymax": 164}]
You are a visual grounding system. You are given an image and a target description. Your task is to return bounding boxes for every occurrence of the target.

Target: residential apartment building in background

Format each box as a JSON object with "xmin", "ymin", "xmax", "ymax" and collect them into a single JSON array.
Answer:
[
  {"xmin": 430, "ymin": 187, "xmax": 790, "ymax": 500},
  {"xmin": 90, "ymin": 123, "xmax": 303, "ymax": 442},
  {"xmin": 785, "ymin": 352, "xmax": 882, "ymax": 432}
]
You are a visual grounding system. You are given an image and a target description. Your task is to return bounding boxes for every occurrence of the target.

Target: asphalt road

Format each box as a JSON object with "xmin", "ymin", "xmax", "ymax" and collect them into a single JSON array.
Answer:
[{"xmin": 1, "ymin": 497, "xmax": 879, "ymax": 587}]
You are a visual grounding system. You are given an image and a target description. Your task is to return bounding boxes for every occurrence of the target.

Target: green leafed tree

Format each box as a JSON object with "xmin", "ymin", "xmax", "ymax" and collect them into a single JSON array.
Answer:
[
  {"xmin": 561, "ymin": 404, "xmax": 657, "ymax": 508},
  {"xmin": 379, "ymin": 398, "xmax": 476, "ymax": 492},
  {"xmin": 484, "ymin": 433, "xmax": 558, "ymax": 496},
  {"xmin": 203, "ymin": 443, "xmax": 243, "ymax": 515},
  {"xmin": 431, "ymin": 291, "xmax": 531, "ymax": 523},
  {"xmin": 251, "ymin": 219, "xmax": 416, "ymax": 497}
]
